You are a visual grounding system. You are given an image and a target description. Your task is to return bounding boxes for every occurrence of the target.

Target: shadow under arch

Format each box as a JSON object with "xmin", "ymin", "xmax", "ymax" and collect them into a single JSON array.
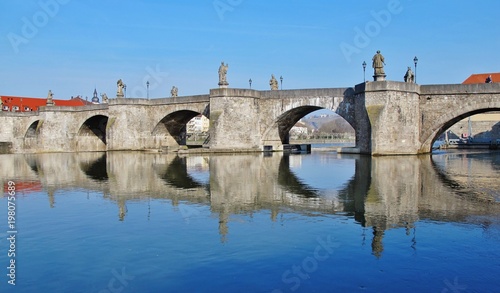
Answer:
[
  {"xmin": 157, "ymin": 156, "xmax": 207, "ymax": 189},
  {"xmin": 473, "ymin": 121, "xmax": 500, "ymax": 142},
  {"xmin": 152, "ymin": 110, "xmax": 205, "ymax": 145},
  {"xmin": 78, "ymin": 115, "xmax": 108, "ymax": 144},
  {"xmin": 25, "ymin": 120, "xmax": 42, "ymax": 138},
  {"xmin": 24, "ymin": 119, "xmax": 43, "ymax": 150},
  {"xmin": 276, "ymin": 106, "xmax": 323, "ymax": 144}
]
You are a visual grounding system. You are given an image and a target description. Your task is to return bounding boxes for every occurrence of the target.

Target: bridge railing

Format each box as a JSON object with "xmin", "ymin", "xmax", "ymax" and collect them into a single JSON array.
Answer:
[
  {"xmin": 420, "ymin": 83, "xmax": 500, "ymax": 95},
  {"xmin": 39, "ymin": 104, "xmax": 109, "ymax": 112},
  {"xmin": 259, "ymin": 88, "xmax": 351, "ymax": 99},
  {"xmin": 109, "ymin": 95, "xmax": 210, "ymax": 106}
]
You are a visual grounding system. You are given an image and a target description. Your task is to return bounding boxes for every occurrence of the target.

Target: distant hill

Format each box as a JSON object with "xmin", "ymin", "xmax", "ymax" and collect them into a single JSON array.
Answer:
[{"xmin": 302, "ymin": 114, "xmax": 354, "ymax": 133}]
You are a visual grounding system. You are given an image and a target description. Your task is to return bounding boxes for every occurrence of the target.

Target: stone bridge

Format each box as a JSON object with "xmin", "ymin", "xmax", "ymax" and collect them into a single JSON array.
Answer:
[{"xmin": 1, "ymin": 81, "xmax": 500, "ymax": 155}]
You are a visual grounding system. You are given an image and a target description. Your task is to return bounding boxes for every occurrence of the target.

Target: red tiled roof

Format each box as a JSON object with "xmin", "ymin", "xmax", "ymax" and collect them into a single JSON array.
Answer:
[
  {"xmin": 1, "ymin": 95, "xmax": 92, "ymax": 112},
  {"xmin": 462, "ymin": 73, "xmax": 500, "ymax": 84}
]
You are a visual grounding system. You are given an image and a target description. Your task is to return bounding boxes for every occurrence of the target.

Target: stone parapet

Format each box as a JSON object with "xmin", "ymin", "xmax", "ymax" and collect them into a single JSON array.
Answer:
[
  {"xmin": 355, "ymin": 80, "xmax": 420, "ymax": 94},
  {"xmin": 39, "ymin": 104, "xmax": 109, "ymax": 112},
  {"xmin": 109, "ymin": 95, "xmax": 210, "ymax": 105},
  {"xmin": 421, "ymin": 82, "xmax": 500, "ymax": 95}
]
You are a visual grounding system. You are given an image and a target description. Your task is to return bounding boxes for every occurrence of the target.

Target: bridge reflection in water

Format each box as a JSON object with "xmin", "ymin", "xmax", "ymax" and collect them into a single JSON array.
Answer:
[{"xmin": 3, "ymin": 150, "xmax": 499, "ymax": 257}]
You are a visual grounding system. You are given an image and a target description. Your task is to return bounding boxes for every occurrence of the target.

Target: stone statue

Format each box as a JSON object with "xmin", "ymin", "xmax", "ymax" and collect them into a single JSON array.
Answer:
[
  {"xmin": 218, "ymin": 62, "xmax": 229, "ymax": 87},
  {"xmin": 372, "ymin": 50, "xmax": 386, "ymax": 80},
  {"xmin": 117, "ymin": 79, "xmax": 125, "ymax": 98},
  {"xmin": 101, "ymin": 93, "xmax": 109, "ymax": 103},
  {"xmin": 46, "ymin": 90, "xmax": 54, "ymax": 106},
  {"xmin": 404, "ymin": 67, "xmax": 414, "ymax": 83},
  {"xmin": 269, "ymin": 74, "xmax": 279, "ymax": 90},
  {"xmin": 171, "ymin": 86, "xmax": 178, "ymax": 97}
]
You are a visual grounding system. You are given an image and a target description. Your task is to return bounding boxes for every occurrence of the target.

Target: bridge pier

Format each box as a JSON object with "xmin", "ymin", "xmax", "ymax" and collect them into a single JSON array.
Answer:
[
  {"xmin": 353, "ymin": 81, "xmax": 422, "ymax": 155},
  {"xmin": 209, "ymin": 88, "xmax": 265, "ymax": 151}
]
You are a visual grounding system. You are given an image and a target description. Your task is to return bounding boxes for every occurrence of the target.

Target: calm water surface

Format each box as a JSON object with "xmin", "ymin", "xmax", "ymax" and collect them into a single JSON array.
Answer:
[{"xmin": 1, "ymin": 149, "xmax": 499, "ymax": 293}]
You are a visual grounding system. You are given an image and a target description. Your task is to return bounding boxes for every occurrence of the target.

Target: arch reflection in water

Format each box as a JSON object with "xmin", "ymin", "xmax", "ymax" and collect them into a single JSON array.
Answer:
[
  {"xmin": 157, "ymin": 156, "xmax": 207, "ymax": 190},
  {"xmin": 79, "ymin": 153, "xmax": 108, "ymax": 181},
  {"xmin": 5, "ymin": 151, "xmax": 499, "ymax": 257}
]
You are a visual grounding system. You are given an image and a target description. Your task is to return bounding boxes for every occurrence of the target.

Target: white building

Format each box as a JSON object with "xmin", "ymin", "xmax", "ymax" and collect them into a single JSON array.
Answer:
[
  {"xmin": 290, "ymin": 121, "xmax": 309, "ymax": 136},
  {"xmin": 187, "ymin": 115, "xmax": 209, "ymax": 134}
]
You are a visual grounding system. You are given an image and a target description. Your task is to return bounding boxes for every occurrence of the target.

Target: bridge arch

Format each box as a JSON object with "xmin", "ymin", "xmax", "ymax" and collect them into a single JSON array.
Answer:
[
  {"xmin": 263, "ymin": 105, "xmax": 355, "ymax": 145},
  {"xmin": 25, "ymin": 120, "xmax": 42, "ymax": 138},
  {"xmin": 258, "ymin": 89, "xmax": 356, "ymax": 148},
  {"xmin": 76, "ymin": 115, "xmax": 108, "ymax": 151},
  {"xmin": 275, "ymin": 106, "xmax": 322, "ymax": 144},
  {"xmin": 421, "ymin": 104, "xmax": 500, "ymax": 153},
  {"xmin": 23, "ymin": 119, "xmax": 43, "ymax": 151},
  {"xmin": 152, "ymin": 110, "xmax": 204, "ymax": 146}
]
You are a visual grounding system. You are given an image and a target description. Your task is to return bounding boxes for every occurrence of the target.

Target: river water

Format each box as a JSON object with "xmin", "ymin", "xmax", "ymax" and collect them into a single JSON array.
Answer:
[{"xmin": 1, "ymin": 148, "xmax": 499, "ymax": 293}]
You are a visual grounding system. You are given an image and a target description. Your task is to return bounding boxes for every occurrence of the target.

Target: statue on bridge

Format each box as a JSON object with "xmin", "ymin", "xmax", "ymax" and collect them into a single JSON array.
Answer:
[
  {"xmin": 116, "ymin": 79, "xmax": 125, "ymax": 98},
  {"xmin": 101, "ymin": 93, "xmax": 109, "ymax": 103},
  {"xmin": 171, "ymin": 86, "xmax": 178, "ymax": 97},
  {"xmin": 372, "ymin": 50, "xmax": 386, "ymax": 81},
  {"xmin": 46, "ymin": 90, "xmax": 54, "ymax": 106},
  {"xmin": 269, "ymin": 74, "xmax": 279, "ymax": 90},
  {"xmin": 218, "ymin": 62, "xmax": 229, "ymax": 87},
  {"xmin": 404, "ymin": 67, "xmax": 414, "ymax": 83}
]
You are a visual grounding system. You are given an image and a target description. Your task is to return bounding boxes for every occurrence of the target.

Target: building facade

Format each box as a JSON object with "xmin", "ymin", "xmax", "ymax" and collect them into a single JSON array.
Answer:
[
  {"xmin": 1, "ymin": 95, "xmax": 92, "ymax": 112},
  {"xmin": 186, "ymin": 114, "xmax": 209, "ymax": 134}
]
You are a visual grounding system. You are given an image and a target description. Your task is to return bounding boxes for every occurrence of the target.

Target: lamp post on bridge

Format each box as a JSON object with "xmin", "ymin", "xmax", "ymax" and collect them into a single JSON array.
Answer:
[
  {"xmin": 413, "ymin": 56, "xmax": 418, "ymax": 84},
  {"xmin": 280, "ymin": 76, "xmax": 283, "ymax": 90},
  {"xmin": 146, "ymin": 81, "xmax": 150, "ymax": 99},
  {"xmin": 124, "ymin": 84, "xmax": 127, "ymax": 98},
  {"xmin": 362, "ymin": 61, "xmax": 367, "ymax": 83},
  {"xmin": 249, "ymin": 78, "xmax": 252, "ymax": 89}
]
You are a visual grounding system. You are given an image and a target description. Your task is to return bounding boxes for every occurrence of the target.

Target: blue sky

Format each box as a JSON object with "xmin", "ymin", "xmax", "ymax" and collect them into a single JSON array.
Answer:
[{"xmin": 1, "ymin": 0, "xmax": 500, "ymax": 100}]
